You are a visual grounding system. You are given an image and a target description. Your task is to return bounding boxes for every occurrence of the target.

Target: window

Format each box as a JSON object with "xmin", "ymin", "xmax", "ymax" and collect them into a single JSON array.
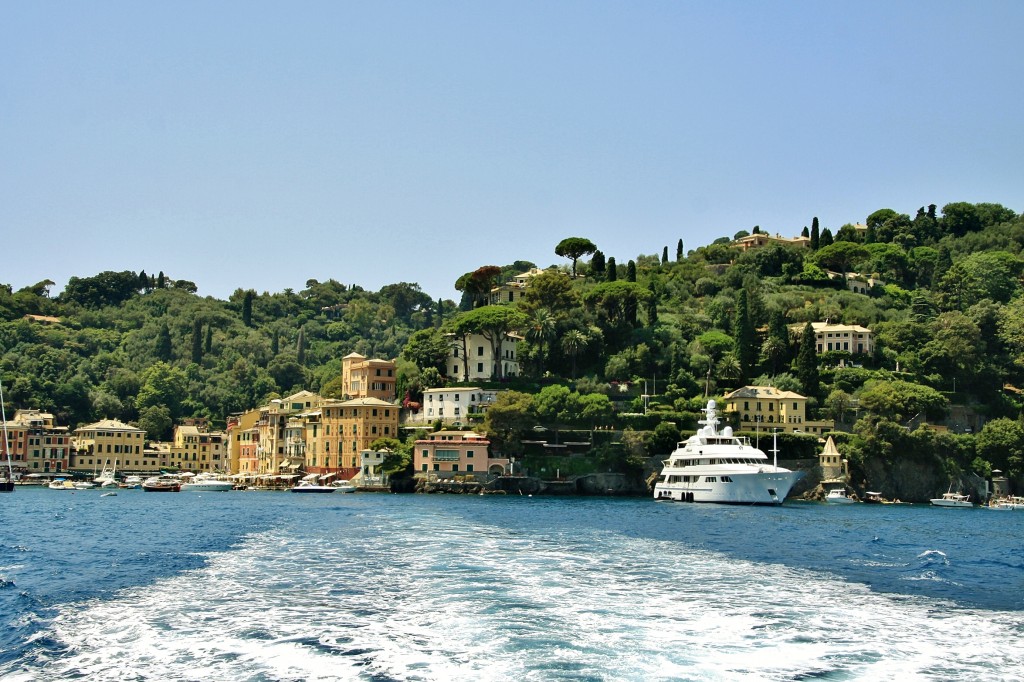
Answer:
[
  {"xmin": 477, "ymin": 363, "xmax": 484, "ymax": 373},
  {"xmin": 477, "ymin": 346, "xmax": 484, "ymax": 356},
  {"xmin": 466, "ymin": 450, "xmax": 474, "ymax": 458}
]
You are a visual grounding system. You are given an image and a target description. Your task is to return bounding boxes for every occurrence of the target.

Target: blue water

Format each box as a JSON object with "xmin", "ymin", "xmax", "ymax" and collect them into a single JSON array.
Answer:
[{"xmin": 2, "ymin": 488, "xmax": 1023, "ymax": 680}]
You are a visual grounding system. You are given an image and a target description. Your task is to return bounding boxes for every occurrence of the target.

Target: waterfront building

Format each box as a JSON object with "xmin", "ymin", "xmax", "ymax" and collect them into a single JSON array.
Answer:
[
  {"xmin": 722, "ymin": 386, "xmax": 834, "ymax": 436},
  {"xmin": 342, "ymin": 353, "xmax": 397, "ymax": 401},
  {"xmin": 168, "ymin": 421, "xmax": 228, "ymax": 473},
  {"xmin": 818, "ymin": 436, "xmax": 847, "ymax": 482},
  {"xmin": 312, "ymin": 397, "xmax": 398, "ymax": 481},
  {"xmin": 414, "ymin": 430, "xmax": 508, "ymax": 479},
  {"xmin": 72, "ymin": 418, "xmax": 147, "ymax": 474},
  {"xmin": 254, "ymin": 391, "xmax": 321, "ymax": 475},
  {"xmin": 4, "ymin": 409, "xmax": 71, "ymax": 478},
  {"xmin": 225, "ymin": 408, "xmax": 261, "ymax": 476}
]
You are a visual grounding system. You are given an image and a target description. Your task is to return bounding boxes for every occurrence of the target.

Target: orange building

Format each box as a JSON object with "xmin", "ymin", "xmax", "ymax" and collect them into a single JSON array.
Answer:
[{"xmin": 342, "ymin": 353, "xmax": 397, "ymax": 401}]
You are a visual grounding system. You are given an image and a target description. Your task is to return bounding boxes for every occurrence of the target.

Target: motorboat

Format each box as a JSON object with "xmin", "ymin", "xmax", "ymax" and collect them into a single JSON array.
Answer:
[
  {"xmin": 863, "ymin": 491, "xmax": 892, "ymax": 504},
  {"xmin": 142, "ymin": 475, "xmax": 181, "ymax": 492},
  {"xmin": 930, "ymin": 489, "xmax": 973, "ymax": 508},
  {"xmin": 49, "ymin": 478, "xmax": 76, "ymax": 490},
  {"xmin": 290, "ymin": 480, "xmax": 338, "ymax": 493},
  {"xmin": 74, "ymin": 480, "xmax": 97, "ymax": 490},
  {"xmin": 653, "ymin": 399, "xmax": 804, "ymax": 505},
  {"xmin": 180, "ymin": 473, "xmax": 234, "ymax": 492},
  {"xmin": 825, "ymin": 488, "xmax": 856, "ymax": 504},
  {"xmin": 120, "ymin": 475, "xmax": 143, "ymax": 489},
  {"xmin": 333, "ymin": 475, "xmax": 358, "ymax": 491},
  {"xmin": 990, "ymin": 495, "xmax": 1024, "ymax": 510}
]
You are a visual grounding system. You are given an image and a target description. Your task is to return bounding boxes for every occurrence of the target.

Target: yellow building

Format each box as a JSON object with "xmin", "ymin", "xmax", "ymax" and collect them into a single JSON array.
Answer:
[
  {"xmin": 73, "ymin": 418, "xmax": 151, "ymax": 473},
  {"xmin": 792, "ymin": 322, "xmax": 875, "ymax": 355},
  {"xmin": 225, "ymin": 408, "xmax": 261, "ymax": 475},
  {"xmin": 722, "ymin": 386, "xmax": 834, "ymax": 436},
  {"xmin": 313, "ymin": 397, "xmax": 399, "ymax": 479},
  {"xmin": 734, "ymin": 232, "xmax": 810, "ymax": 252},
  {"xmin": 168, "ymin": 422, "xmax": 228, "ymax": 473},
  {"xmin": 342, "ymin": 353, "xmax": 397, "ymax": 401},
  {"xmin": 254, "ymin": 390, "xmax": 321, "ymax": 475}
]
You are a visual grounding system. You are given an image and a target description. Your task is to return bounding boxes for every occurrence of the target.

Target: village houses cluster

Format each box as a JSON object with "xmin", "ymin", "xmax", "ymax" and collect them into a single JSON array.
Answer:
[{"xmin": 3, "ymin": 249, "xmax": 878, "ymax": 484}]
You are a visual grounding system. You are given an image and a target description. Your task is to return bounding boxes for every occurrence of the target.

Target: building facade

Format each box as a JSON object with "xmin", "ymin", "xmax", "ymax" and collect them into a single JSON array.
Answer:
[
  {"xmin": 449, "ymin": 333, "xmax": 520, "ymax": 381},
  {"xmin": 3, "ymin": 409, "xmax": 71, "ymax": 478},
  {"xmin": 800, "ymin": 322, "xmax": 875, "ymax": 355},
  {"xmin": 168, "ymin": 422, "xmax": 228, "ymax": 473},
  {"xmin": 413, "ymin": 430, "xmax": 508, "ymax": 479},
  {"xmin": 722, "ymin": 386, "xmax": 834, "ymax": 436},
  {"xmin": 342, "ymin": 353, "xmax": 397, "ymax": 401},
  {"xmin": 406, "ymin": 387, "xmax": 499, "ymax": 426},
  {"xmin": 72, "ymin": 418, "xmax": 149, "ymax": 473},
  {"xmin": 311, "ymin": 397, "xmax": 399, "ymax": 480}
]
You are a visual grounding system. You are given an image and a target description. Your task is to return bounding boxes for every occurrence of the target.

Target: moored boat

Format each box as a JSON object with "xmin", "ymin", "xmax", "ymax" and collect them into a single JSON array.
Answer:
[
  {"xmin": 49, "ymin": 478, "xmax": 76, "ymax": 490},
  {"xmin": 142, "ymin": 475, "xmax": 181, "ymax": 492},
  {"xmin": 825, "ymin": 488, "xmax": 856, "ymax": 504},
  {"xmin": 180, "ymin": 473, "xmax": 234, "ymax": 492},
  {"xmin": 290, "ymin": 479, "xmax": 338, "ymax": 493},
  {"xmin": 653, "ymin": 399, "xmax": 804, "ymax": 505},
  {"xmin": 989, "ymin": 495, "xmax": 1024, "ymax": 510},
  {"xmin": 1, "ymin": 378, "xmax": 13, "ymax": 493},
  {"xmin": 930, "ymin": 489, "xmax": 973, "ymax": 508}
]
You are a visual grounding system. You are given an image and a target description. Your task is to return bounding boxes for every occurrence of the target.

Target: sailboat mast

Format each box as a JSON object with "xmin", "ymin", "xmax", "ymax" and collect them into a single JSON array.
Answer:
[{"xmin": 1, "ymin": 377, "xmax": 13, "ymax": 481}]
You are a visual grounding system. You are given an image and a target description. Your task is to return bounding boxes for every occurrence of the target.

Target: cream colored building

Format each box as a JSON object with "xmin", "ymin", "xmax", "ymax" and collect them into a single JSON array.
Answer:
[
  {"xmin": 73, "ymin": 418, "xmax": 151, "ymax": 472},
  {"xmin": 722, "ymin": 386, "xmax": 834, "ymax": 436},
  {"xmin": 793, "ymin": 322, "xmax": 875, "ymax": 355},
  {"xmin": 449, "ymin": 332, "xmax": 520, "ymax": 381},
  {"xmin": 489, "ymin": 267, "xmax": 548, "ymax": 305},
  {"xmin": 309, "ymin": 397, "xmax": 399, "ymax": 480},
  {"xmin": 407, "ymin": 387, "xmax": 499, "ymax": 425},
  {"xmin": 254, "ymin": 390, "xmax": 321, "ymax": 475},
  {"xmin": 734, "ymin": 232, "xmax": 810, "ymax": 251}
]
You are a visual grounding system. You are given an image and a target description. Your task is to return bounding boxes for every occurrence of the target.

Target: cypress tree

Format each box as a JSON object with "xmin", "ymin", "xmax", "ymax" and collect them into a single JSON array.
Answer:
[
  {"xmin": 661, "ymin": 246, "xmax": 668, "ymax": 265},
  {"xmin": 204, "ymin": 324, "xmax": 213, "ymax": 354},
  {"xmin": 242, "ymin": 290, "xmax": 254, "ymax": 327},
  {"xmin": 157, "ymin": 271, "xmax": 166, "ymax": 289},
  {"xmin": 627, "ymin": 260, "xmax": 637, "ymax": 282},
  {"xmin": 797, "ymin": 322, "xmax": 820, "ymax": 397},
  {"xmin": 646, "ymin": 282, "xmax": 658, "ymax": 327},
  {"xmin": 820, "ymin": 227, "xmax": 834, "ymax": 247},
  {"xmin": 271, "ymin": 329, "xmax": 280, "ymax": 355},
  {"xmin": 191, "ymin": 319, "xmax": 203, "ymax": 364},
  {"xmin": 734, "ymin": 290, "xmax": 757, "ymax": 381},
  {"xmin": 156, "ymin": 322, "xmax": 172, "ymax": 361},
  {"xmin": 676, "ymin": 239, "xmax": 684, "ymax": 262},
  {"xmin": 296, "ymin": 329, "xmax": 306, "ymax": 365},
  {"xmin": 591, "ymin": 250, "xmax": 606, "ymax": 277},
  {"xmin": 607, "ymin": 257, "xmax": 617, "ymax": 282},
  {"xmin": 810, "ymin": 217, "xmax": 820, "ymax": 250}
]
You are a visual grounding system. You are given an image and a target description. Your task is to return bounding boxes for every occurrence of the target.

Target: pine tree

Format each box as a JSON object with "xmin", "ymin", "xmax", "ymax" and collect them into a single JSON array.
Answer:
[
  {"xmin": 797, "ymin": 322, "xmax": 820, "ymax": 397},
  {"xmin": 606, "ymin": 257, "xmax": 617, "ymax": 282}
]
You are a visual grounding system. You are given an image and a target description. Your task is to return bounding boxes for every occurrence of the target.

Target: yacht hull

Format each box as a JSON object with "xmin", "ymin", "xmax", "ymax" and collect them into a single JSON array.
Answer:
[{"xmin": 654, "ymin": 470, "xmax": 804, "ymax": 505}]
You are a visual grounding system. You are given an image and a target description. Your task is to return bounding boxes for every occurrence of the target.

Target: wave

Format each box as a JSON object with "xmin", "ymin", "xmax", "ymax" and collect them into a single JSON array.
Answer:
[{"xmin": 13, "ymin": 506, "xmax": 1023, "ymax": 682}]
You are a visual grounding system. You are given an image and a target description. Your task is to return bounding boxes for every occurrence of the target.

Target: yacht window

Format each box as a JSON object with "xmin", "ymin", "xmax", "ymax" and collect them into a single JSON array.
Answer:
[
  {"xmin": 705, "ymin": 477, "xmax": 717, "ymax": 483},
  {"xmin": 721, "ymin": 476, "xmax": 732, "ymax": 482}
]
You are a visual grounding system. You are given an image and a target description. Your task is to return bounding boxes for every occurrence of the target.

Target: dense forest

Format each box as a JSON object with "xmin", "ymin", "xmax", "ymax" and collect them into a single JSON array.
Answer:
[{"xmin": 3, "ymin": 200, "xmax": 1024, "ymax": 494}]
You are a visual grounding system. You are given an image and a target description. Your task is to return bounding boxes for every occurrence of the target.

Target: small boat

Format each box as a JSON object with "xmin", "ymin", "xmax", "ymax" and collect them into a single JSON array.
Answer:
[
  {"xmin": 290, "ymin": 480, "xmax": 338, "ymax": 493},
  {"xmin": 74, "ymin": 480, "xmax": 97, "ymax": 490},
  {"xmin": 101, "ymin": 491, "xmax": 117, "ymax": 497},
  {"xmin": 653, "ymin": 399, "xmax": 804, "ymax": 505},
  {"xmin": 120, "ymin": 475, "xmax": 143, "ymax": 489},
  {"xmin": 142, "ymin": 475, "xmax": 181, "ymax": 492},
  {"xmin": 332, "ymin": 479, "xmax": 357, "ymax": 493},
  {"xmin": 990, "ymin": 495, "xmax": 1024, "ymax": 510},
  {"xmin": 863, "ymin": 491, "xmax": 892, "ymax": 504},
  {"xmin": 930, "ymin": 489, "xmax": 973, "ymax": 508},
  {"xmin": 49, "ymin": 478, "xmax": 76, "ymax": 490},
  {"xmin": 180, "ymin": 473, "xmax": 234, "ymax": 492},
  {"xmin": 1, "ymin": 377, "xmax": 14, "ymax": 493},
  {"xmin": 825, "ymin": 488, "xmax": 856, "ymax": 504}
]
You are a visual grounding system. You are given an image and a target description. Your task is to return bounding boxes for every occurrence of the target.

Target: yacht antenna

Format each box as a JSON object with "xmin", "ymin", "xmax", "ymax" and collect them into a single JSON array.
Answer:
[{"xmin": 771, "ymin": 429, "xmax": 779, "ymax": 470}]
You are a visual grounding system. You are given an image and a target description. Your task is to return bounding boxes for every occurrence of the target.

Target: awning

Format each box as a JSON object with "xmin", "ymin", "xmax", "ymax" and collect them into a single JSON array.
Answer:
[
  {"xmin": 301, "ymin": 473, "xmax": 318, "ymax": 482},
  {"xmin": 320, "ymin": 472, "xmax": 339, "ymax": 481}
]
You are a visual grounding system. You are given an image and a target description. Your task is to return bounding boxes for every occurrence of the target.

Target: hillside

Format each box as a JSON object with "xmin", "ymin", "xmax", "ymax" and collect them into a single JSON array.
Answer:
[{"xmin": 3, "ymin": 200, "xmax": 1024, "ymax": 494}]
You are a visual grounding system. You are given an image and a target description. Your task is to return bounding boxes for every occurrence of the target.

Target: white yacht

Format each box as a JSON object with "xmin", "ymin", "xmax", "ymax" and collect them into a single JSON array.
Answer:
[
  {"xmin": 653, "ymin": 399, "xmax": 804, "ymax": 505},
  {"xmin": 180, "ymin": 473, "xmax": 234, "ymax": 492},
  {"xmin": 825, "ymin": 488, "xmax": 856, "ymax": 504},
  {"xmin": 930, "ymin": 489, "xmax": 973, "ymax": 508}
]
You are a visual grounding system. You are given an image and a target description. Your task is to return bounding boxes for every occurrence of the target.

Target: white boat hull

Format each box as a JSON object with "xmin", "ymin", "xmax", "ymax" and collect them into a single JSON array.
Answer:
[
  {"xmin": 181, "ymin": 481, "xmax": 234, "ymax": 492},
  {"xmin": 654, "ymin": 470, "xmax": 804, "ymax": 506},
  {"xmin": 930, "ymin": 499, "xmax": 973, "ymax": 508}
]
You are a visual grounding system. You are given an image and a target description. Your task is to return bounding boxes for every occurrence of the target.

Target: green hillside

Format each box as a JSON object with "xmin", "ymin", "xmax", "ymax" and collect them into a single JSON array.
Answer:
[{"xmin": 3, "ymin": 200, "xmax": 1024, "ymax": 493}]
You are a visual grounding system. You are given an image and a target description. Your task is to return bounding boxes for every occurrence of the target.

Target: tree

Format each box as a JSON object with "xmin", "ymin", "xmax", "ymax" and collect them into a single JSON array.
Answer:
[
  {"xmin": 857, "ymin": 379, "xmax": 949, "ymax": 423},
  {"xmin": 156, "ymin": 321, "xmax": 172, "ymax": 361},
  {"xmin": 524, "ymin": 308, "xmax": 557, "ymax": 375},
  {"xmin": 191, "ymin": 319, "xmax": 204, "ymax": 364},
  {"xmin": 606, "ymin": 257, "xmax": 617, "ymax": 282},
  {"xmin": 483, "ymin": 390, "xmax": 536, "ymax": 454},
  {"xmin": 296, "ymin": 329, "xmax": 306, "ymax": 365},
  {"xmin": 561, "ymin": 329, "xmax": 588, "ymax": 379},
  {"xmin": 591, "ymin": 250, "xmax": 606, "ymax": 277},
  {"xmin": 136, "ymin": 404, "xmax": 173, "ymax": 441},
  {"xmin": 136, "ymin": 362, "xmax": 188, "ymax": 418},
  {"xmin": 820, "ymin": 228, "xmax": 834, "ymax": 248},
  {"xmin": 626, "ymin": 260, "xmax": 637, "ymax": 282},
  {"xmin": 204, "ymin": 324, "xmax": 213, "ymax": 354},
  {"xmin": 555, "ymin": 237, "xmax": 597, "ymax": 278},
  {"xmin": 796, "ymin": 322, "xmax": 819, "ymax": 397},
  {"xmin": 676, "ymin": 239, "xmax": 684, "ymax": 262},
  {"xmin": 448, "ymin": 305, "xmax": 529, "ymax": 380},
  {"xmin": 401, "ymin": 328, "xmax": 450, "ymax": 374},
  {"xmin": 661, "ymin": 246, "xmax": 668, "ymax": 264},
  {"xmin": 242, "ymin": 290, "xmax": 254, "ymax": 327},
  {"xmin": 942, "ymin": 202, "xmax": 982, "ymax": 237},
  {"xmin": 976, "ymin": 418, "xmax": 1024, "ymax": 477},
  {"xmin": 455, "ymin": 266, "xmax": 502, "ymax": 308},
  {"xmin": 734, "ymin": 289, "xmax": 757, "ymax": 381},
  {"xmin": 810, "ymin": 217, "xmax": 820, "ymax": 250}
]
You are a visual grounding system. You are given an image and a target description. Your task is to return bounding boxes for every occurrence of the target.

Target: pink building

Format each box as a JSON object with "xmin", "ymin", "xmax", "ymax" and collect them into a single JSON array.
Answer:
[{"xmin": 414, "ymin": 430, "xmax": 508, "ymax": 479}]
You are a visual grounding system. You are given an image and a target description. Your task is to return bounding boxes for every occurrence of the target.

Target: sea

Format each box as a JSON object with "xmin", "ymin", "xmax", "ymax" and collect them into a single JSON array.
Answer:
[{"xmin": 1, "ymin": 488, "xmax": 1022, "ymax": 682}]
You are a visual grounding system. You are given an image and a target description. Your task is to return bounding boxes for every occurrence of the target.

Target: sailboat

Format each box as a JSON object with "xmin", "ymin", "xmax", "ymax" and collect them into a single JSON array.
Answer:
[
  {"xmin": 2, "ymin": 377, "xmax": 15, "ymax": 493},
  {"xmin": 95, "ymin": 458, "xmax": 118, "ymax": 488}
]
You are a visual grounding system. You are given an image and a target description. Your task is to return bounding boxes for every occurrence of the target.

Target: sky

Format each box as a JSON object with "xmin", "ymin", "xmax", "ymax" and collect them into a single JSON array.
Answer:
[{"xmin": 3, "ymin": 1, "xmax": 1023, "ymax": 303}]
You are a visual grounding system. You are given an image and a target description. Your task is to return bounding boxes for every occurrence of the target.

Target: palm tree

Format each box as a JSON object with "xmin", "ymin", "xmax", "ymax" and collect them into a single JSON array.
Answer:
[
  {"xmin": 561, "ymin": 329, "xmax": 588, "ymax": 379},
  {"xmin": 525, "ymin": 308, "xmax": 557, "ymax": 376}
]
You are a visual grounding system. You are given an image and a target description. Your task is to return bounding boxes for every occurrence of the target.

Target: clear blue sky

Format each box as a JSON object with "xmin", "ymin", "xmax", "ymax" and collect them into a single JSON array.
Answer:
[{"xmin": 3, "ymin": 1, "xmax": 1022, "ymax": 302}]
